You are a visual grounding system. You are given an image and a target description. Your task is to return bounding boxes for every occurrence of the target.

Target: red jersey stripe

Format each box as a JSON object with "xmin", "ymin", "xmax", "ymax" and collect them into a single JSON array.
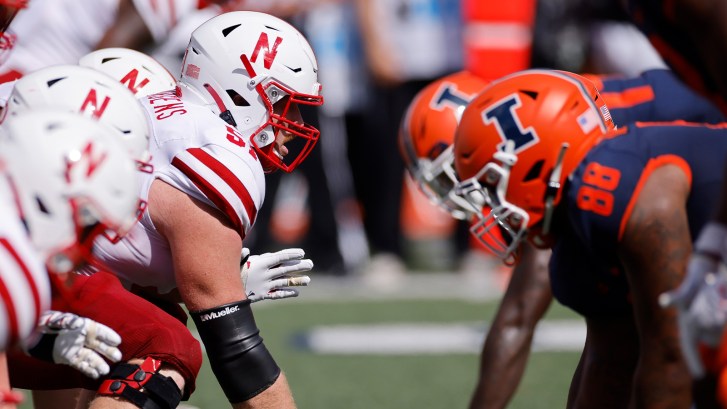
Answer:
[
  {"xmin": 601, "ymin": 85, "xmax": 655, "ymax": 110},
  {"xmin": 186, "ymin": 147, "xmax": 257, "ymax": 226},
  {"xmin": 171, "ymin": 156, "xmax": 245, "ymax": 237},
  {"xmin": 0, "ymin": 238, "xmax": 41, "ymax": 322}
]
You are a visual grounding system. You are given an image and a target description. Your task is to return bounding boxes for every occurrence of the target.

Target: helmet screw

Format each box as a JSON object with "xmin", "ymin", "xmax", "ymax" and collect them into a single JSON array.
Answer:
[
  {"xmin": 259, "ymin": 133, "xmax": 268, "ymax": 142},
  {"xmin": 270, "ymin": 89, "xmax": 279, "ymax": 98}
]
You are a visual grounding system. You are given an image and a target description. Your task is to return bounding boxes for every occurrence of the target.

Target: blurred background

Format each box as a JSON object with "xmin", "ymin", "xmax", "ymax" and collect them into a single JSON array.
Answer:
[{"xmin": 7, "ymin": 0, "xmax": 669, "ymax": 407}]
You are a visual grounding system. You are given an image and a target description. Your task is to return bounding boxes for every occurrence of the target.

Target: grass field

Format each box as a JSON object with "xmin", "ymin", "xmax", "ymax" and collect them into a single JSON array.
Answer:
[{"xmin": 19, "ymin": 273, "xmax": 583, "ymax": 409}]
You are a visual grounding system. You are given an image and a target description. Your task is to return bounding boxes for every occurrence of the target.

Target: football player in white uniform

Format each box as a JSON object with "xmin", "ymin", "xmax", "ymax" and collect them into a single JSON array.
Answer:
[
  {"xmin": 90, "ymin": 11, "xmax": 323, "ymax": 408},
  {"xmin": 0, "ymin": 63, "xmax": 204, "ymax": 409},
  {"xmin": 0, "ymin": 109, "xmax": 141, "ymax": 404},
  {"xmin": 0, "ymin": 0, "xmax": 207, "ymax": 81}
]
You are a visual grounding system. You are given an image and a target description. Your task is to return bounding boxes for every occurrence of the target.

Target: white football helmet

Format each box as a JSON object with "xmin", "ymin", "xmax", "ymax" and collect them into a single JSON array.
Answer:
[
  {"xmin": 178, "ymin": 11, "xmax": 324, "ymax": 172},
  {"xmin": 4, "ymin": 64, "xmax": 152, "ymax": 172},
  {"xmin": 79, "ymin": 47, "xmax": 177, "ymax": 97},
  {"xmin": 0, "ymin": 110, "xmax": 140, "ymax": 274}
]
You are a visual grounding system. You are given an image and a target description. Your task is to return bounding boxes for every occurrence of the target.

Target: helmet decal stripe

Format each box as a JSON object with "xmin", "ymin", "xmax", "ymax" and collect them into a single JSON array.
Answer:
[{"xmin": 483, "ymin": 94, "xmax": 538, "ymax": 153}]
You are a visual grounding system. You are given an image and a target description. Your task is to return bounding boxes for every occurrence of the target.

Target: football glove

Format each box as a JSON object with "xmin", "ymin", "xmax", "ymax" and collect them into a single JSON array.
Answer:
[
  {"xmin": 659, "ymin": 222, "xmax": 727, "ymax": 377},
  {"xmin": 240, "ymin": 247, "xmax": 312, "ymax": 302},
  {"xmin": 25, "ymin": 311, "xmax": 122, "ymax": 379}
]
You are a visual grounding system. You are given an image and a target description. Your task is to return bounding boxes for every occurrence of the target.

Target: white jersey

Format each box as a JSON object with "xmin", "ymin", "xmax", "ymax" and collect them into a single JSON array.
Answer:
[
  {"xmin": 0, "ymin": 182, "xmax": 51, "ymax": 350},
  {"xmin": 93, "ymin": 90, "xmax": 266, "ymax": 293},
  {"xmin": 0, "ymin": 0, "xmax": 198, "ymax": 75}
]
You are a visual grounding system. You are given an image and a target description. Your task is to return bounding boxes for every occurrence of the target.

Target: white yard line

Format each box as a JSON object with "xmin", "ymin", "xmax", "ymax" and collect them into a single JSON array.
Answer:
[{"xmin": 295, "ymin": 320, "xmax": 585, "ymax": 355}]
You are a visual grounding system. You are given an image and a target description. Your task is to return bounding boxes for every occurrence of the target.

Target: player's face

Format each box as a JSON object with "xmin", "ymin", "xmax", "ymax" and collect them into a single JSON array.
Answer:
[{"xmin": 272, "ymin": 96, "xmax": 303, "ymax": 157}]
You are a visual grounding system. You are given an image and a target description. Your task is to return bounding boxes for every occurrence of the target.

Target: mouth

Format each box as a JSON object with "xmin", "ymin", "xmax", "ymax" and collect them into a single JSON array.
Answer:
[{"xmin": 274, "ymin": 143, "xmax": 288, "ymax": 158}]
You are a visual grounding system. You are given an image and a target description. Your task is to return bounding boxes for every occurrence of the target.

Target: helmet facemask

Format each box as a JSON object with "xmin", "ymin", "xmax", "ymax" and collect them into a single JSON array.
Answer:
[
  {"xmin": 241, "ymin": 54, "xmax": 322, "ymax": 173},
  {"xmin": 458, "ymin": 154, "xmax": 527, "ymax": 265},
  {"xmin": 413, "ymin": 145, "xmax": 478, "ymax": 221}
]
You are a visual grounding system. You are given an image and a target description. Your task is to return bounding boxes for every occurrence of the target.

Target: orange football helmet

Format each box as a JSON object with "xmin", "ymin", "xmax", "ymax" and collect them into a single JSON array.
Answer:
[
  {"xmin": 398, "ymin": 70, "xmax": 489, "ymax": 220},
  {"xmin": 454, "ymin": 69, "xmax": 615, "ymax": 263}
]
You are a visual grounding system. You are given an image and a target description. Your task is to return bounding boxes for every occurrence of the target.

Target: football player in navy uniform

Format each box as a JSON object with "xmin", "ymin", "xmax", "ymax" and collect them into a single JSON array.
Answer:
[{"xmin": 453, "ymin": 69, "xmax": 727, "ymax": 408}]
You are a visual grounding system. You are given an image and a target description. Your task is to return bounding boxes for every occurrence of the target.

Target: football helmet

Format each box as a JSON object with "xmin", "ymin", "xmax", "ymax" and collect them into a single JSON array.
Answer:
[
  {"xmin": 4, "ymin": 64, "xmax": 152, "ymax": 172},
  {"xmin": 177, "ymin": 11, "xmax": 324, "ymax": 173},
  {"xmin": 79, "ymin": 47, "xmax": 177, "ymax": 97},
  {"xmin": 454, "ymin": 69, "xmax": 616, "ymax": 263},
  {"xmin": 0, "ymin": 109, "xmax": 140, "ymax": 274},
  {"xmin": 399, "ymin": 70, "xmax": 489, "ymax": 220}
]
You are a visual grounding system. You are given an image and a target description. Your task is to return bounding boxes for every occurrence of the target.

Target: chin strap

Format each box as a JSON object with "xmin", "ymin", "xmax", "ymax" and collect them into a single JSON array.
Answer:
[
  {"xmin": 202, "ymin": 83, "xmax": 237, "ymax": 127},
  {"xmin": 541, "ymin": 143, "xmax": 569, "ymax": 235}
]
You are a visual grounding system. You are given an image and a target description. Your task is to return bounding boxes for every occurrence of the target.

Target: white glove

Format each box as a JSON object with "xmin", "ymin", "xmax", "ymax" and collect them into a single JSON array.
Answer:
[
  {"xmin": 240, "ymin": 247, "xmax": 312, "ymax": 302},
  {"xmin": 659, "ymin": 222, "xmax": 727, "ymax": 377},
  {"xmin": 26, "ymin": 311, "xmax": 122, "ymax": 379}
]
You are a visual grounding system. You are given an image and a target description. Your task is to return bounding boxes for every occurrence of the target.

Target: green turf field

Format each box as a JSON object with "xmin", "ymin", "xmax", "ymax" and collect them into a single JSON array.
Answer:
[
  {"xmin": 19, "ymin": 290, "xmax": 583, "ymax": 409},
  {"xmin": 185, "ymin": 298, "xmax": 581, "ymax": 409}
]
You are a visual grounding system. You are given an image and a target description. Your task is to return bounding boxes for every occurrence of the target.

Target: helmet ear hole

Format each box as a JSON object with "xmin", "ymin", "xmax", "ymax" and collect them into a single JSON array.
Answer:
[{"xmin": 226, "ymin": 90, "xmax": 249, "ymax": 106}]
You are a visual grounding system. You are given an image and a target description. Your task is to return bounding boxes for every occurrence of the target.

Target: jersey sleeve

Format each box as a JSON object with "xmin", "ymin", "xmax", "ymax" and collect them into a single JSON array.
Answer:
[
  {"xmin": 162, "ymin": 143, "xmax": 263, "ymax": 239},
  {"xmin": 131, "ymin": 0, "xmax": 200, "ymax": 43},
  {"xmin": 599, "ymin": 69, "xmax": 725, "ymax": 125},
  {"xmin": 0, "ymin": 224, "xmax": 51, "ymax": 349}
]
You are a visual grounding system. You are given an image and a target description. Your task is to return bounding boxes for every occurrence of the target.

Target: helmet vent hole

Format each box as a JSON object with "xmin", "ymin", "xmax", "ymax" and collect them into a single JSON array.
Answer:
[
  {"xmin": 523, "ymin": 159, "xmax": 544, "ymax": 182},
  {"xmin": 46, "ymin": 77, "xmax": 65, "ymax": 87},
  {"xmin": 35, "ymin": 196, "xmax": 49, "ymax": 214},
  {"xmin": 191, "ymin": 47, "xmax": 200, "ymax": 55},
  {"xmin": 222, "ymin": 24, "xmax": 241, "ymax": 37},
  {"xmin": 101, "ymin": 57, "xmax": 119, "ymax": 64},
  {"xmin": 226, "ymin": 90, "xmax": 249, "ymax": 107},
  {"xmin": 520, "ymin": 90, "xmax": 538, "ymax": 100}
]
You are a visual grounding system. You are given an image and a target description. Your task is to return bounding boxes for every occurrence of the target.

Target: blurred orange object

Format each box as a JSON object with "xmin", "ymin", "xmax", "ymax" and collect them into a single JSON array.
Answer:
[
  {"xmin": 400, "ymin": 173, "xmax": 457, "ymax": 240},
  {"xmin": 463, "ymin": 0, "xmax": 536, "ymax": 81}
]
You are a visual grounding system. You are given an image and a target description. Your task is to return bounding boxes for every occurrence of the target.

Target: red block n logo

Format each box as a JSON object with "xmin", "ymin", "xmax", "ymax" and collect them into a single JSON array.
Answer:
[
  {"xmin": 250, "ymin": 32, "xmax": 283, "ymax": 69},
  {"xmin": 80, "ymin": 89, "xmax": 111, "ymax": 119}
]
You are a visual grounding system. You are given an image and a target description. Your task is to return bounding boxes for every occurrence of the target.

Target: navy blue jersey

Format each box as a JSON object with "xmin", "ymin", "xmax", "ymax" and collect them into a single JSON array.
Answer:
[
  {"xmin": 597, "ymin": 69, "xmax": 725, "ymax": 126},
  {"xmin": 624, "ymin": 0, "xmax": 727, "ymax": 113},
  {"xmin": 550, "ymin": 122, "xmax": 727, "ymax": 317}
]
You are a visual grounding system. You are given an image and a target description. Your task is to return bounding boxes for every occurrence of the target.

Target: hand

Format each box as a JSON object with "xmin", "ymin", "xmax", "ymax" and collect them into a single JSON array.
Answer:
[
  {"xmin": 240, "ymin": 247, "xmax": 312, "ymax": 302},
  {"xmin": 659, "ymin": 222, "xmax": 727, "ymax": 377},
  {"xmin": 26, "ymin": 311, "xmax": 122, "ymax": 379}
]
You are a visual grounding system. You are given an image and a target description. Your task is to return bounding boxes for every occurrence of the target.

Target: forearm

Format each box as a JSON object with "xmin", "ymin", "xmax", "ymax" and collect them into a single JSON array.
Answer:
[
  {"xmin": 469, "ymin": 246, "xmax": 553, "ymax": 409},
  {"xmin": 469, "ymin": 318, "xmax": 536, "ymax": 409},
  {"xmin": 631, "ymin": 341, "xmax": 691, "ymax": 409},
  {"xmin": 232, "ymin": 373, "xmax": 295, "ymax": 409},
  {"xmin": 95, "ymin": 0, "xmax": 153, "ymax": 50}
]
